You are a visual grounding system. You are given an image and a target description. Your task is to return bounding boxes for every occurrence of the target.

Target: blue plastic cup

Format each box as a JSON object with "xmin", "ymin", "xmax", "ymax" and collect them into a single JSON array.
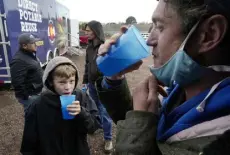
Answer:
[
  {"xmin": 60, "ymin": 95, "xmax": 76, "ymax": 120},
  {"xmin": 96, "ymin": 25, "xmax": 150, "ymax": 76}
]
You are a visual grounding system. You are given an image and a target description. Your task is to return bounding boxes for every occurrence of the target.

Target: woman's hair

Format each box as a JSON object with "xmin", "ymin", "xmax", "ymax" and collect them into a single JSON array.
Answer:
[{"xmin": 56, "ymin": 35, "xmax": 67, "ymax": 49}]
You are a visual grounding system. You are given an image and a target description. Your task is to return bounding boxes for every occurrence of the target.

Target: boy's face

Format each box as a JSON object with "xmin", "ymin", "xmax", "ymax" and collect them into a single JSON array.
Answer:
[{"xmin": 53, "ymin": 75, "xmax": 76, "ymax": 95}]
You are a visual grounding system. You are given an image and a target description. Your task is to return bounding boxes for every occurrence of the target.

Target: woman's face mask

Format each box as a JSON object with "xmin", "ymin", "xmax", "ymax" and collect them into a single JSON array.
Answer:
[{"xmin": 149, "ymin": 22, "xmax": 230, "ymax": 87}]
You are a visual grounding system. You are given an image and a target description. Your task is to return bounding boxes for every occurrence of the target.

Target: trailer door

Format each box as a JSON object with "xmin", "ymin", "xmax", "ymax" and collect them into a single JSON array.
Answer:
[{"xmin": 0, "ymin": 8, "xmax": 10, "ymax": 84}]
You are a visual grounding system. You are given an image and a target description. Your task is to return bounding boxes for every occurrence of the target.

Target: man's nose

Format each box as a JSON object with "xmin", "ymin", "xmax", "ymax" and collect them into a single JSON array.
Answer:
[{"xmin": 147, "ymin": 34, "xmax": 158, "ymax": 48}]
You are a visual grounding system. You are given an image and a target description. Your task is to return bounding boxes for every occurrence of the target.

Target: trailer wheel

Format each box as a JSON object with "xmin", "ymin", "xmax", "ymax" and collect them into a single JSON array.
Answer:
[
  {"xmin": 46, "ymin": 50, "xmax": 54, "ymax": 62},
  {"xmin": 53, "ymin": 48, "xmax": 60, "ymax": 57}
]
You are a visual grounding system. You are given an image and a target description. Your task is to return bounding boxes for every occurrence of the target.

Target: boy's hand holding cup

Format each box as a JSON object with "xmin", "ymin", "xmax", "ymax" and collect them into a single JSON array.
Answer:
[
  {"xmin": 67, "ymin": 101, "xmax": 81, "ymax": 116},
  {"xmin": 60, "ymin": 95, "xmax": 81, "ymax": 120}
]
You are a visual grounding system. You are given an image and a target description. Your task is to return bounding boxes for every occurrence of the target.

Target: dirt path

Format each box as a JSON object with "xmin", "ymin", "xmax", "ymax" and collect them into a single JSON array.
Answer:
[{"xmin": 0, "ymin": 52, "xmax": 153, "ymax": 155}]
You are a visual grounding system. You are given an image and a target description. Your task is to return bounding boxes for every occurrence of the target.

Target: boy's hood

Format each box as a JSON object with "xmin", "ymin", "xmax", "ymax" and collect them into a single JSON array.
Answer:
[{"xmin": 42, "ymin": 56, "xmax": 79, "ymax": 92}]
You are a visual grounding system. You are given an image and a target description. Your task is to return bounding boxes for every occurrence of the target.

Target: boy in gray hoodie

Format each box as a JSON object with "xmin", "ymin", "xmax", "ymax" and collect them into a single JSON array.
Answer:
[{"xmin": 20, "ymin": 56, "xmax": 100, "ymax": 155}]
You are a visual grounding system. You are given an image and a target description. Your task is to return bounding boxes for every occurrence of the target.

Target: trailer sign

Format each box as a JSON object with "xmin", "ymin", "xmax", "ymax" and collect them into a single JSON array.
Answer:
[
  {"xmin": 18, "ymin": 0, "xmax": 42, "ymax": 32},
  {"xmin": 0, "ymin": 0, "xmax": 79, "ymax": 84},
  {"xmin": 35, "ymin": 41, "xmax": 44, "ymax": 46}
]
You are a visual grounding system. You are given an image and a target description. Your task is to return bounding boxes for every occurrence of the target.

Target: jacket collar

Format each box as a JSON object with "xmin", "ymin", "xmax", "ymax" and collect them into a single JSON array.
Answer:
[
  {"xmin": 20, "ymin": 48, "xmax": 37, "ymax": 58},
  {"xmin": 88, "ymin": 38, "xmax": 102, "ymax": 48}
]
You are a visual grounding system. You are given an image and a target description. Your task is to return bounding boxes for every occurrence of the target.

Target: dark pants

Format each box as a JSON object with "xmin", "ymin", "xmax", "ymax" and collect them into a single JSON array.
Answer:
[
  {"xmin": 88, "ymin": 83, "xmax": 112, "ymax": 140},
  {"xmin": 17, "ymin": 95, "xmax": 39, "ymax": 112}
]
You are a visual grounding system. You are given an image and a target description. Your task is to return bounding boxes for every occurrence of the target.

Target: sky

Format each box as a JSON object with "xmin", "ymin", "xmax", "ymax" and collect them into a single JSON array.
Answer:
[{"xmin": 57, "ymin": 0, "xmax": 158, "ymax": 23}]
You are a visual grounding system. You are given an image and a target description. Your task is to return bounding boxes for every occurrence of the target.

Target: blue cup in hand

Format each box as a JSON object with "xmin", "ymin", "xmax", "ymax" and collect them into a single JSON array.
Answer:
[
  {"xmin": 96, "ymin": 25, "xmax": 150, "ymax": 76},
  {"xmin": 60, "ymin": 95, "xmax": 76, "ymax": 120}
]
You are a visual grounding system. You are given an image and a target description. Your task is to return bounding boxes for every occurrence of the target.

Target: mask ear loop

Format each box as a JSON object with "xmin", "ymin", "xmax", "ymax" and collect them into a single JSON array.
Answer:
[{"xmin": 179, "ymin": 21, "xmax": 201, "ymax": 50}]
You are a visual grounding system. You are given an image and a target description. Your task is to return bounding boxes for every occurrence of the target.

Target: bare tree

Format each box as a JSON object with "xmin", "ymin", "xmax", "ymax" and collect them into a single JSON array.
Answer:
[{"xmin": 126, "ymin": 16, "xmax": 137, "ymax": 25}]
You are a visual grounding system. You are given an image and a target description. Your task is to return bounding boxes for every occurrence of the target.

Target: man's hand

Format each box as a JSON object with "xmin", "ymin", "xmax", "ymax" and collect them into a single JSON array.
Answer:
[
  {"xmin": 67, "ymin": 101, "xmax": 81, "ymax": 116},
  {"xmin": 132, "ymin": 75, "xmax": 167, "ymax": 114}
]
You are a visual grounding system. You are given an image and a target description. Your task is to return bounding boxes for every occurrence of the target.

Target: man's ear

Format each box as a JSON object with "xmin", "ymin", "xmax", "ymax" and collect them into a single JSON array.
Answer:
[{"xmin": 198, "ymin": 15, "xmax": 228, "ymax": 54}]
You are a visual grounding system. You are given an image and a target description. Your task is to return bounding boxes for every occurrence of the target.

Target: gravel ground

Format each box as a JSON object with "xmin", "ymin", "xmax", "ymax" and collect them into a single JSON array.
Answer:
[{"xmin": 0, "ymin": 50, "xmax": 153, "ymax": 155}]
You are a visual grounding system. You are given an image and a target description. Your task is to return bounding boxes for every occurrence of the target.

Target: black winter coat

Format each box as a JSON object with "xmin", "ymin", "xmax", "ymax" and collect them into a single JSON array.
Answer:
[{"xmin": 20, "ymin": 89, "xmax": 101, "ymax": 155}]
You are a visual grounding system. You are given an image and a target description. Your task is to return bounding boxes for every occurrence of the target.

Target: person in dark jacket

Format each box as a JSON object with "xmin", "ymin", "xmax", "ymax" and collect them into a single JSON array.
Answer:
[
  {"xmin": 96, "ymin": 0, "xmax": 230, "ymax": 154},
  {"xmin": 82, "ymin": 20, "xmax": 113, "ymax": 152},
  {"xmin": 10, "ymin": 33, "xmax": 43, "ymax": 110},
  {"xmin": 82, "ymin": 20, "xmax": 105, "ymax": 85},
  {"xmin": 20, "ymin": 56, "xmax": 101, "ymax": 155}
]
